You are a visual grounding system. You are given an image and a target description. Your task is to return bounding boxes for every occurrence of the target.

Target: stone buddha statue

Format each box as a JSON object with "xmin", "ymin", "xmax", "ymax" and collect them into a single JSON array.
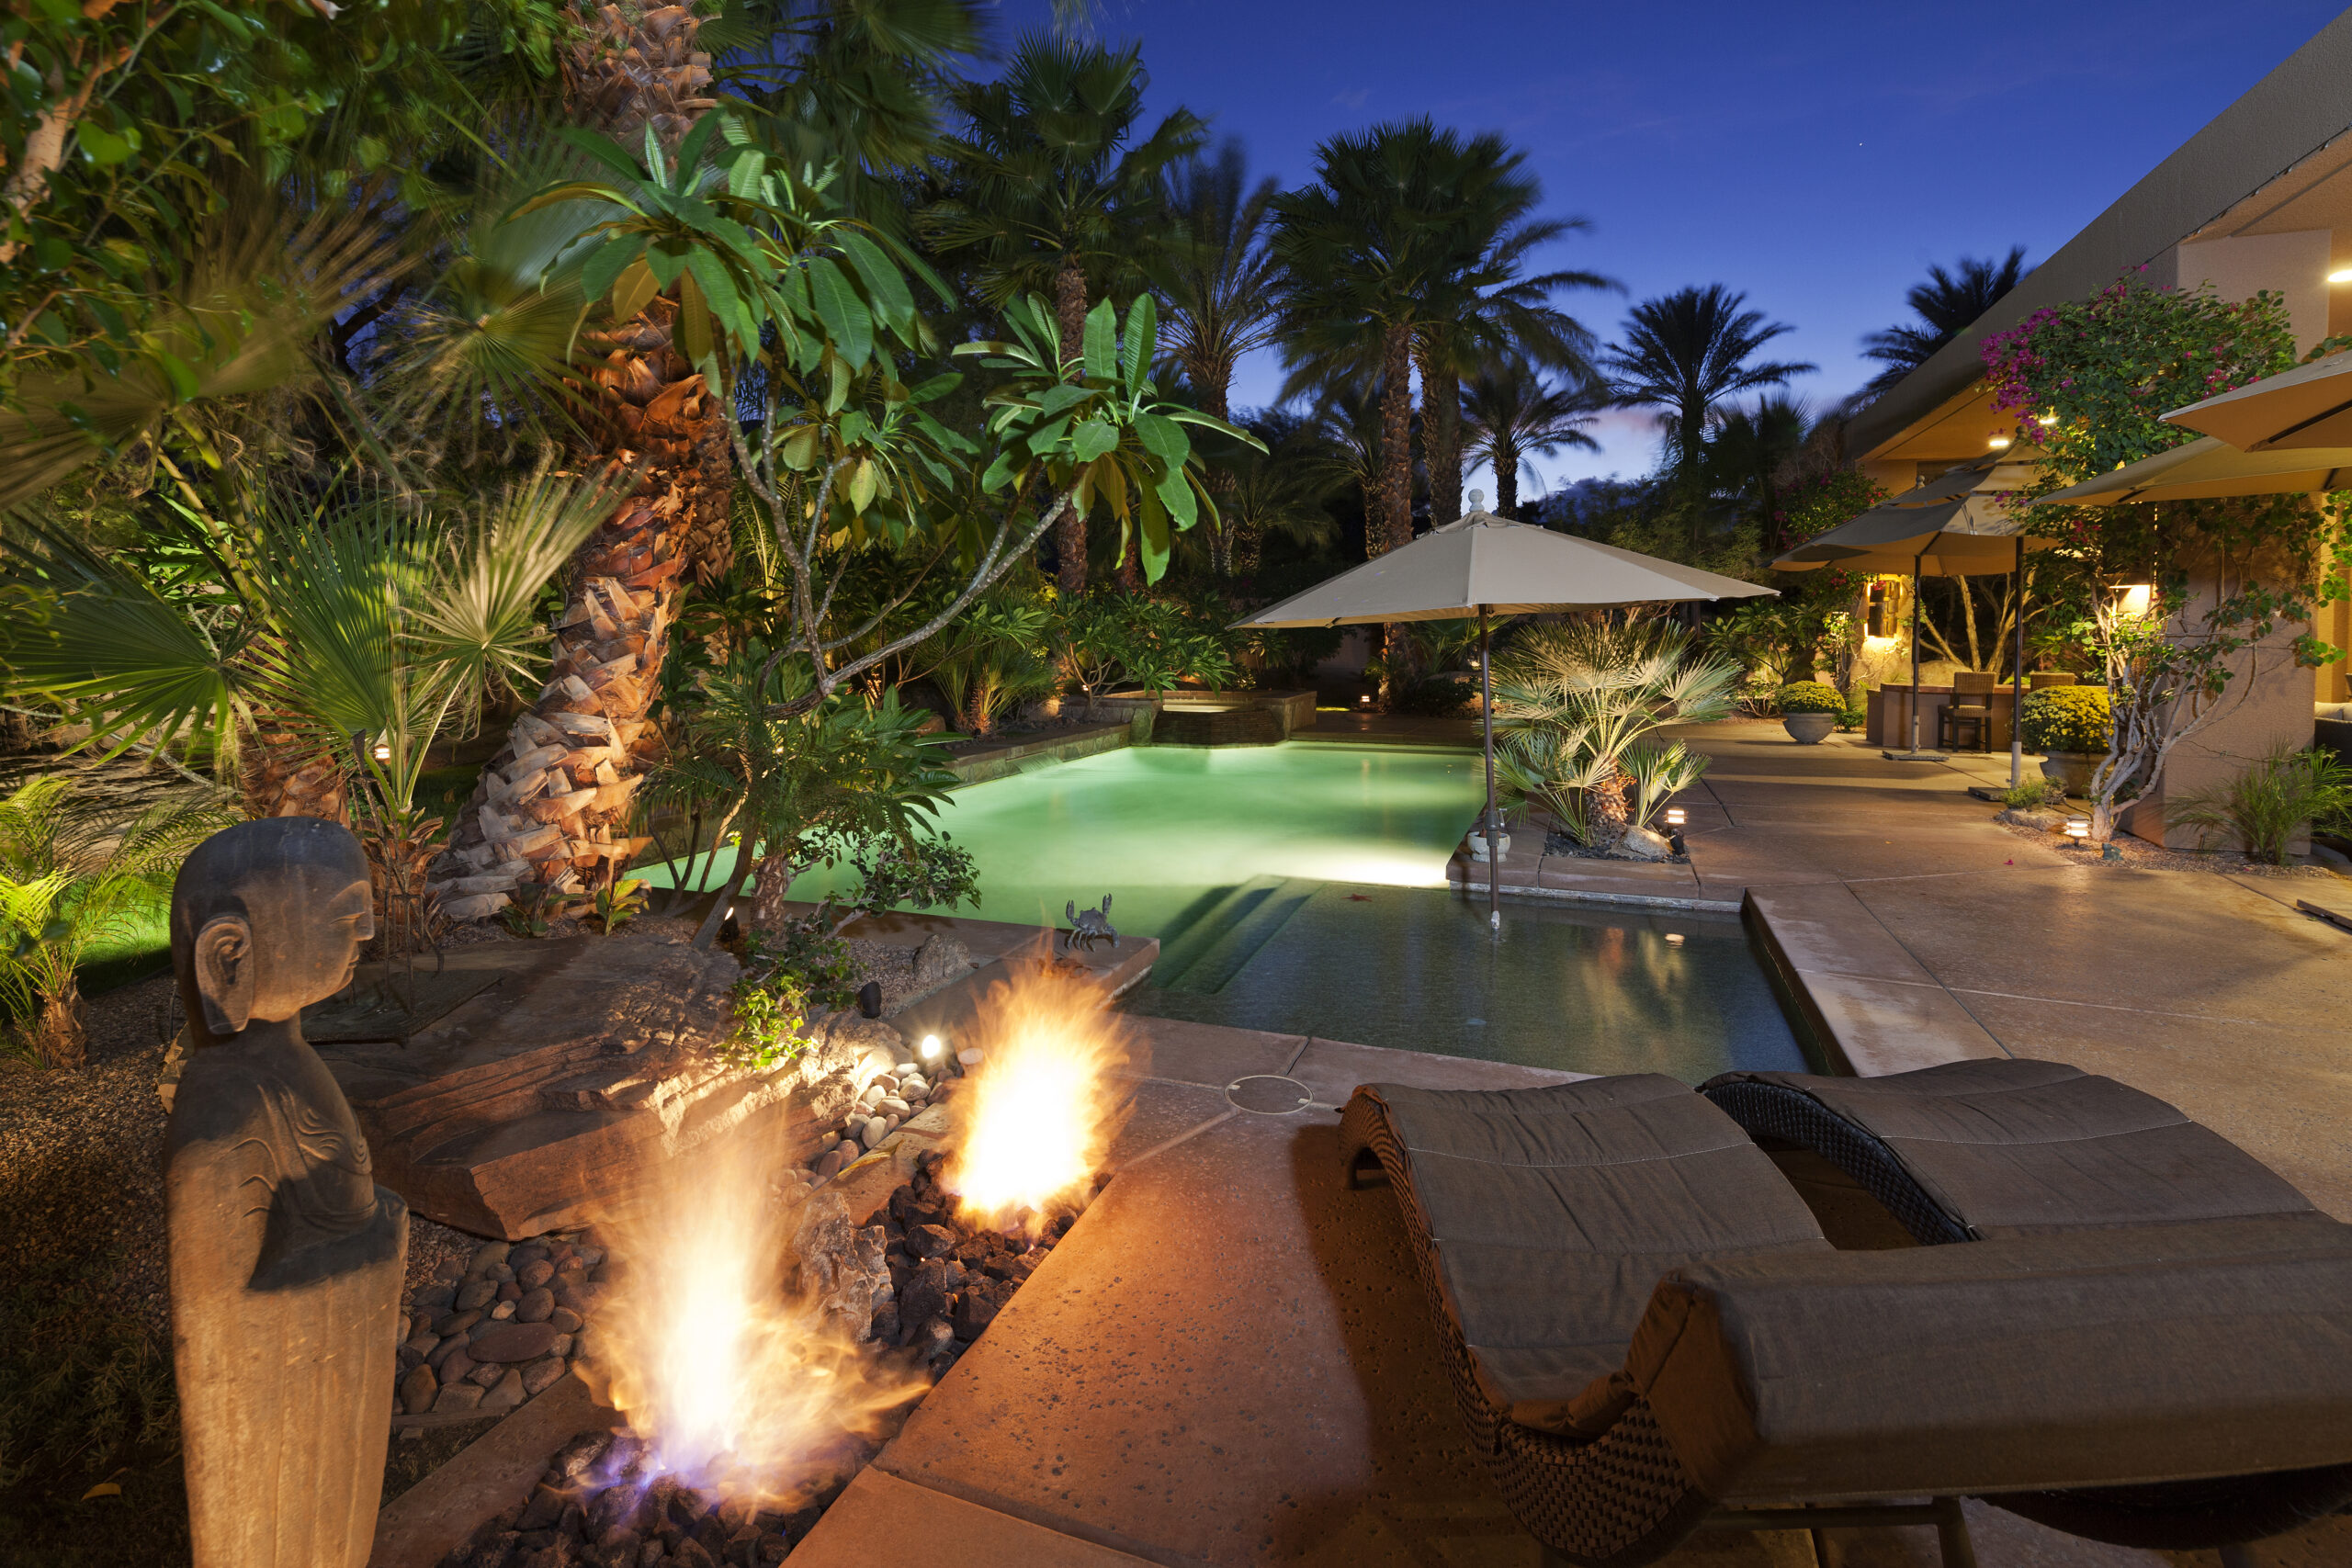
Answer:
[{"xmin": 164, "ymin": 818, "xmax": 408, "ymax": 1568}]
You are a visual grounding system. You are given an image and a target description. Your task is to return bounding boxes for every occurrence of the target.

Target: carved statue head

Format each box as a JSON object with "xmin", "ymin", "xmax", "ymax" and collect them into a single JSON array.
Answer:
[{"xmin": 171, "ymin": 818, "xmax": 374, "ymax": 1043}]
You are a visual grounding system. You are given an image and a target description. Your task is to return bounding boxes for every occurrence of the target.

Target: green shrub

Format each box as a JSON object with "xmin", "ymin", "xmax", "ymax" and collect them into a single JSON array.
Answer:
[
  {"xmin": 2165, "ymin": 745, "xmax": 2352, "ymax": 865},
  {"xmin": 2019, "ymin": 686, "xmax": 2112, "ymax": 753},
  {"xmin": 1836, "ymin": 703, "xmax": 1867, "ymax": 732},
  {"xmin": 1999, "ymin": 777, "xmax": 2068, "ymax": 810},
  {"xmin": 1393, "ymin": 675, "xmax": 1473, "ymax": 717},
  {"xmin": 1777, "ymin": 681, "xmax": 1844, "ymax": 715}
]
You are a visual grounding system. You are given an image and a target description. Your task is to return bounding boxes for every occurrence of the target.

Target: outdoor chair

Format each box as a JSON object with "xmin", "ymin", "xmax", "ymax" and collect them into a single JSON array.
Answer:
[
  {"xmin": 1938, "ymin": 671, "xmax": 1998, "ymax": 752},
  {"xmin": 2028, "ymin": 671, "xmax": 2078, "ymax": 689},
  {"xmin": 1341, "ymin": 1073, "xmax": 2352, "ymax": 1568}
]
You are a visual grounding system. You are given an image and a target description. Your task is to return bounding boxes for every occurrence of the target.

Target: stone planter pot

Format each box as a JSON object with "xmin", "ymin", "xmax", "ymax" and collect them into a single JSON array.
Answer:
[
  {"xmin": 1782, "ymin": 713, "xmax": 1836, "ymax": 745},
  {"xmin": 1466, "ymin": 829, "xmax": 1510, "ymax": 863},
  {"xmin": 2041, "ymin": 751, "xmax": 2100, "ymax": 792}
]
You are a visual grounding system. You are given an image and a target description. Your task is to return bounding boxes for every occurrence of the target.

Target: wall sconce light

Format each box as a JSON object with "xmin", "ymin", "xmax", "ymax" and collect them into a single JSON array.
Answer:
[
  {"xmin": 2114, "ymin": 583, "xmax": 2153, "ymax": 616},
  {"xmin": 2330, "ymin": 267, "xmax": 2352, "ymax": 284},
  {"xmin": 1987, "ymin": 434, "xmax": 2012, "ymax": 450},
  {"xmin": 1665, "ymin": 932, "xmax": 1685, "ymax": 947},
  {"xmin": 920, "ymin": 1033, "xmax": 944, "ymax": 1061}
]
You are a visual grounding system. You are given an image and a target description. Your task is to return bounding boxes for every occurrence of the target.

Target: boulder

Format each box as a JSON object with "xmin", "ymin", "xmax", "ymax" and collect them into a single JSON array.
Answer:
[
  {"xmin": 912, "ymin": 934, "xmax": 974, "ymax": 987},
  {"xmin": 786, "ymin": 1187, "xmax": 890, "ymax": 1343},
  {"xmin": 1616, "ymin": 825, "xmax": 1675, "ymax": 861},
  {"xmin": 1996, "ymin": 807, "xmax": 2070, "ymax": 831}
]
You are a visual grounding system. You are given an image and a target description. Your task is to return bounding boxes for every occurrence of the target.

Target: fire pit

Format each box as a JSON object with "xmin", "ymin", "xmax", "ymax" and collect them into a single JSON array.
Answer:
[{"xmin": 430, "ymin": 954, "xmax": 1130, "ymax": 1568}]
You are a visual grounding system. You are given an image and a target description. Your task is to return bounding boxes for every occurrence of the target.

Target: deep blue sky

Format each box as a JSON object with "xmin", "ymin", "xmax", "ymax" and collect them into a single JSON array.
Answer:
[{"xmin": 987, "ymin": 0, "xmax": 2347, "ymax": 498}]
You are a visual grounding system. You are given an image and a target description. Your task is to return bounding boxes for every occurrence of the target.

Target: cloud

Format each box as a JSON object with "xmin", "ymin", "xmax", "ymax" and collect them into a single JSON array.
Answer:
[{"xmin": 1332, "ymin": 87, "xmax": 1370, "ymax": 108}]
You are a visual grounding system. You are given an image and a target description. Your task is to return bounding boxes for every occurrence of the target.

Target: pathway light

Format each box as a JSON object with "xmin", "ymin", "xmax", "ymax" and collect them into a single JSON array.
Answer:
[
  {"xmin": 920, "ymin": 1033, "xmax": 944, "ymax": 1062},
  {"xmin": 2064, "ymin": 819, "xmax": 2089, "ymax": 845}
]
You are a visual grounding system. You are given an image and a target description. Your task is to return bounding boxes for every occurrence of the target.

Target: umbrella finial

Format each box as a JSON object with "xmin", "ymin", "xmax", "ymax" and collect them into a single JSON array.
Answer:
[{"xmin": 1468, "ymin": 489, "xmax": 1486, "ymax": 513}]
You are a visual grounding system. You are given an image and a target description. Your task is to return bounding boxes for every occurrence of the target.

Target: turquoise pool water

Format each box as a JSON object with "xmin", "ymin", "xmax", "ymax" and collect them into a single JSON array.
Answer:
[
  {"xmin": 792, "ymin": 742, "xmax": 1487, "ymax": 935},
  {"xmin": 786, "ymin": 741, "xmax": 1809, "ymax": 1082}
]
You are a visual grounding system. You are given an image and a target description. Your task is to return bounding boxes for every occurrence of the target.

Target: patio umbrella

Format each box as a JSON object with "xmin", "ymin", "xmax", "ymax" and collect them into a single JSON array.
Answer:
[
  {"xmin": 1238, "ymin": 491, "xmax": 1773, "ymax": 927},
  {"xmin": 2033, "ymin": 434, "xmax": 2352, "ymax": 503},
  {"xmin": 1774, "ymin": 471, "xmax": 2055, "ymax": 776},
  {"xmin": 2161, "ymin": 349, "xmax": 2352, "ymax": 451}
]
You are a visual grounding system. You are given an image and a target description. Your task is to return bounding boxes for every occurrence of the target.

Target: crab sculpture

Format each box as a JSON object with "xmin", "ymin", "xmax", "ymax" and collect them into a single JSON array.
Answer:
[{"xmin": 1064, "ymin": 895, "xmax": 1118, "ymax": 952}]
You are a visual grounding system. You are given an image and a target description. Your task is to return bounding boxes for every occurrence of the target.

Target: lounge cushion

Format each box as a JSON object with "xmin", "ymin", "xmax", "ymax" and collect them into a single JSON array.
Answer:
[
  {"xmin": 1704, "ymin": 1058, "xmax": 2318, "ymax": 1237},
  {"xmin": 1355, "ymin": 1075, "xmax": 1830, "ymax": 1432},
  {"xmin": 1625, "ymin": 1216, "xmax": 2352, "ymax": 1503}
]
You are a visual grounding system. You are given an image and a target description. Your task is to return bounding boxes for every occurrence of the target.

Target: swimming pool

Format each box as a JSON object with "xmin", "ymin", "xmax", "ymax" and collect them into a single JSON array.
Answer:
[{"xmin": 789, "ymin": 741, "xmax": 1809, "ymax": 1081}]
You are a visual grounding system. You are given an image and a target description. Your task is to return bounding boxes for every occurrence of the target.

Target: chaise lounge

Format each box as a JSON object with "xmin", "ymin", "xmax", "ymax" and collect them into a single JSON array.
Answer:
[{"xmin": 1340, "ymin": 1071, "xmax": 2352, "ymax": 1568}]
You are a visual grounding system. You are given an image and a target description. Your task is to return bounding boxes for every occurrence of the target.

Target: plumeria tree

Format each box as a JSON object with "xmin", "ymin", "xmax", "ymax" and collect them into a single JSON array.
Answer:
[{"xmin": 1982, "ymin": 278, "xmax": 2347, "ymax": 843}]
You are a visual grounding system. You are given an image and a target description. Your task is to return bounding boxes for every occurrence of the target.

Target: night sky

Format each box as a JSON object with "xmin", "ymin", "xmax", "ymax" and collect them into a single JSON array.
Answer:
[{"xmin": 987, "ymin": 0, "xmax": 2347, "ymax": 494}]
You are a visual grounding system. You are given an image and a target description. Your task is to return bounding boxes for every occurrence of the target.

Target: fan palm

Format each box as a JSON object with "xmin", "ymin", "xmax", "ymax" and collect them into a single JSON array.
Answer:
[
  {"xmin": 1491, "ymin": 620, "xmax": 1737, "ymax": 846},
  {"xmin": 1703, "ymin": 394, "xmax": 1812, "ymax": 551},
  {"xmin": 1217, "ymin": 410, "xmax": 1341, "ymax": 575},
  {"xmin": 1461, "ymin": 362, "xmax": 1605, "ymax": 517},
  {"xmin": 923, "ymin": 33, "xmax": 1207, "ymax": 590},
  {"xmin": 1860, "ymin": 246, "xmax": 2030, "ymax": 394},
  {"xmin": 0, "ymin": 777, "xmax": 234, "ymax": 1067},
  {"xmin": 1604, "ymin": 285, "xmax": 1815, "ymax": 488}
]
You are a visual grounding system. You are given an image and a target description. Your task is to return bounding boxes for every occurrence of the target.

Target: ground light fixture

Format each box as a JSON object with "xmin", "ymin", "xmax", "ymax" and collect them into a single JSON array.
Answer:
[
  {"xmin": 920, "ymin": 1033, "xmax": 944, "ymax": 1062},
  {"xmin": 371, "ymin": 738, "xmax": 392, "ymax": 762},
  {"xmin": 1663, "ymin": 806, "xmax": 1687, "ymax": 855},
  {"xmin": 2065, "ymin": 819, "xmax": 2090, "ymax": 845},
  {"xmin": 1666, "ymin": 932, "xmax": 1685, "ymax": 947}
]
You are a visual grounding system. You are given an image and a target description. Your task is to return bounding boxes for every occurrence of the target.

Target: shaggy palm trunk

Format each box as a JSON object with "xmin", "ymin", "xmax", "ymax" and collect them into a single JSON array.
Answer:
[
  {"xmin": 1375, "ymin": 320, "xmax": 1417, "ymax": 705},
  {"xmin": 1054, "ymin": 254, "xmax": 1091, "ymax": 593},
  {"xmin": 1197, "ymin": 377, "xmax": 1241, "ymax": 576},
  {"xmin": 1416, "ymin": 326, "xmax": 1462, "ymax": 525},
  {"xmin": 749, "ymin": 849, "xmax": 797, "ymax": 943},
  {"xmin": 1589, "ymin": 764, "xmax": 1632, "ymax": 844},
  {"xmin": 32, "ymin": 986, "xmax": 86, "ymax": 1069},
  {"xmin": 240, "ymin": 721, "xmax": 349, "ymax": 823},
  {"xmin": 435, "ymin": 6, "xmax": 725, "ymax": 919},
  {"xmin": 1493, "ymin": 433, "xmax": 1521, "ymax": 518}
]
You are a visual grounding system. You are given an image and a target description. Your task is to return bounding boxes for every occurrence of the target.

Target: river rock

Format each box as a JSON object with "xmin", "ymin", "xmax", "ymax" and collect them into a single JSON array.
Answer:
[
  {"xmin": 456, "ymin": 1279, "xmax": 498, "ymax": 1312},
  {"xmin": 433, "ymin": 1381, "xmax": 485, "ymax": 1414},
  {"xmin": 400, "ymin": 1364, "xmax": 437, "ymax": 1415},
  {"xmin": 859, "ymin": 1116, "xmax": 887, "ymax": 1150},
  {"xmin": 516, "ymin": 1258, "xmax": 556, "ymax": 1291},
  {"xmin": 516, "ymin": 1287, "xmax": 555, "ymax": 1323},
  {"xmin": 470, "ymin": 1320, "xmax": 561, "ymax": 1363}
]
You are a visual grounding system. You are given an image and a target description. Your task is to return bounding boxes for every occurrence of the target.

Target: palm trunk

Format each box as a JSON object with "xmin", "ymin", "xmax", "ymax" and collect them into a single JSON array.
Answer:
[
  {"xmin": 239, "ymin": 721, "xmax": 349, "ymax": 823},
  {"xmin": 32, "ymin": 984, "xmax": 86, "ymax": 1069},
  {"xmin": 1054, "ymin": 254, "xmax": 1091, "ymax": 593},
  {"xmin": 749, "ymin": 848, "xmax": 797, "ymax": 943},
  {"xmin": 1377, "ymin": 319, "xmax": 1417, "ymax": 705},
  {"xmin": 1198, "ymin": 378, "xmax": 1240, "ymax": 576},
  {"xmin": 435, "ymin": 8, "xmax": 724, "ymax": 916},
  {"xmin": 1494, "ymin": 433, "xmax": 1521, "ymax": 518},
  {"xmin": 1416, "ymin": 326, "xmax": 1462, "ymax": 525}
]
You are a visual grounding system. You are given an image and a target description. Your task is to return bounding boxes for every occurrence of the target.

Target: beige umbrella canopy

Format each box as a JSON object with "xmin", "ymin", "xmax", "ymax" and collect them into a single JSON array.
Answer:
[
  {"xmin": 2034, "ymin": 434, "xmax": 2352, "ymax": 504},
  {"xmin": 1238, "ymin": 494, "xmax": 1771, "ymax": 926},
  {"xmin": 1773, "ymin": 460, "xmax": 2055, "ymax": 772},
  {"xmin": 2162, "ymin": 350, "xmax": 2352, "ymax": 451}
]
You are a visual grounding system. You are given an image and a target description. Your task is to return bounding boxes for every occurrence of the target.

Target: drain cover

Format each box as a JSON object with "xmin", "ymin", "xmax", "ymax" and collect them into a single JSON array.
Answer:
[{"xmin": 1227, "ymin": 1075, "xmax": 1313, "ymax": 1114}]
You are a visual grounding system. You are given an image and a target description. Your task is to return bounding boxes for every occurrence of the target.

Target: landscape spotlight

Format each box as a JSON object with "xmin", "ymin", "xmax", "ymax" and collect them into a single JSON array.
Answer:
[
  {"xmin": 1663, "ymin": 806, "xmax": 1687, "ymax": 855},
  {"xmin": 920, "ymin": 1033, "xmax": 944, "ymax": 1061},
  {"xmin": 1664, "ymin": 807, "xmax": 1686, "ymax": 828},
  {"xmin": 2064, "ymin": 819, "xmax": 2089, "ymax": 845},
  {"xmin": 371, "ymin": 738, "xmax": 391, "ymax": 762},
  {"xmin": 1359, "ymin": 694, "xmax": 1371, "ymax": 706},
  {"xmin": 1666, "ymin": 932, "xmax": 1685, "ymax": 947}
]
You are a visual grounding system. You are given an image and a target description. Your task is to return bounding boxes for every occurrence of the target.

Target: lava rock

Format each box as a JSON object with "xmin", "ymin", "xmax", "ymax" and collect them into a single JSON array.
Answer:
[
  {"xmin": 952, "ymin": 1287, "xmax": 1001, "ymax": 1340},
  {"xmin": 671, "ymin": 1540, "xmax": 716, "ymax": 1568},
  {"xmin": 908, "ymin": 1224, "xmax": 957, "ymax": 1260},
  {"xmin": 896, "ymin": 1261, "xmax": 954, "ymax": 1345},
  {"xmin": 553, "ymin": 1432, "xmax": 610, "ymax": 1481},
  {"xmin": 869, "ymin": 1301, "xmax": 900, "ymax": 1345},
  {"xmin": 518, "ymin": 1483, "xmax": 575, "ymax": 1532},
  {"xmin": 473, "ymin": 1320, "xmax": 563, "ymax": 1362}
]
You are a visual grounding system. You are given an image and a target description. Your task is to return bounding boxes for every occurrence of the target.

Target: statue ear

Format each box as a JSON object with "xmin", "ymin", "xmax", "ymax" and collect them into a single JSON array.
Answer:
[{"xmin": 193, "ymin": 915, "xmax": 255, "ymax": 1036}]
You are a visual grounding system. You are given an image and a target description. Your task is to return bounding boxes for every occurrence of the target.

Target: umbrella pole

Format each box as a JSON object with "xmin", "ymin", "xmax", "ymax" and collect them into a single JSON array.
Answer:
[
  {"xmin": 1909, "ymin": 554, "xmax": 1924, "ymax": 753},
  {"xmin": 1481, "ymin": 605, "xmax": 1499, "ymax": 932},
  {"xmin": 2009, "ymin": 536, "xmax": 2025, "ymax": 790}
]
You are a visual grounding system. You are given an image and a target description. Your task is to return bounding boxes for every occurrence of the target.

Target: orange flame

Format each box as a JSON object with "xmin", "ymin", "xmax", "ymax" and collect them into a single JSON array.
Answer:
[
  {"xmin": 582, "ymin": 1125, "xmax": 920, "ymax": 1505},
  {"xmin": 944, "ymin": 950, "xmax": 1133, "ymax": 1233}
]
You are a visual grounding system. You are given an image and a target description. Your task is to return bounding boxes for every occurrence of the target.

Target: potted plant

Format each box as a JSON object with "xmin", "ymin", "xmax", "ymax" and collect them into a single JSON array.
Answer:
[
  {"xmin": 1777, "ymin": 682, "xmax": 1844, "ymax": 744},
  {"xmin": 2020, "ymin": 685, "xmax": 2112, "ymax": 791}
]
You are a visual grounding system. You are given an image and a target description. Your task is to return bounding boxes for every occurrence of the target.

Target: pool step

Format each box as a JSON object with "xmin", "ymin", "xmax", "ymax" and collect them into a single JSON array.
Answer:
[
  {"xmin": 1151, "ymin": 875, "xmax": 1286, "ymax": 987},
  {"xmin": 1156, "ymin": 877, "xmax": 1322, "ymax": 994}
]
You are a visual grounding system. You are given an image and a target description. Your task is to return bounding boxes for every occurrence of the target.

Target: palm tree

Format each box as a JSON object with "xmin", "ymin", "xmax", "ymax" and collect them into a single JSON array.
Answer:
[
  {"xmin": 1860, "ymin": 246, "xmax": 2030, "ymax": 394},
  {"xmin": 1703, "ymin": 395, "xmax": 1811, "ymax": 552},
  {"xmin": 1154, "ymin": 141, "xmax": 1282, "ymax": 572},
  {"xmin": 1604, "ymin": 285, "xmax": 1815, "ymax": 493},
  {"xmin": 1461, "ymin": 363, "xmax": 1605, "ymax": 517},
  {"xmin": 923, "ymin": 33, "xmax": 1207, "ymax": 590},
  {"xmin": 1217, "ymin": 409, "xmax": 1340, "ymax": 575},
  {"xmin": 1411, "ymin": 142, "xmax": 1614, "ymax": 525}
]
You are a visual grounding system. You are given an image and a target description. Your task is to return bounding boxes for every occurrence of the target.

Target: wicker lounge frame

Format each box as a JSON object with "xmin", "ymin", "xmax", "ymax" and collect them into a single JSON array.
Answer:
[{"xmin": 1342, "ymin": 1070, "xmax": 2352, "ymax": 1568}]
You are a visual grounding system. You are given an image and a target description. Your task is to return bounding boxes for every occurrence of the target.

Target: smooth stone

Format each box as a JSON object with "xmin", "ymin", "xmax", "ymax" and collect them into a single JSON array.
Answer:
[
  {"xmin": 490, "ymin": 1300, "xmax": 516, "ymax": 1320},
  {"xmin": 456, "ymin": 1279, "xmax": 498, "ymax": 1312},
  {"xmin": 469, "ymin": 1240, "xmax": 513, "ymax": 1273},
  {"xmin": 432, "ymin": 1258, "xmax": 466, "ymax": 1284},
  {"xmin": 876, "ymin": 1097, "xmax": 910, "ymax": 1118},
  {"xmin": 414, "ymin": 1281, "xmax": 457, "ymax": 1311},
  {"xmin": 521, "ymin": 1356, "xmax": 569, "ymax": 1396},
  {"xmin": 399, "ymin": 1364, "xmax": 437, "ymax": 1415},
  {"xmin": 516, "ymin": 1286, "xmax": 555, "ymax": 1324},
  {"xmin": 471, "ymin": 1319, "xmax": 561, "ymax": 1363},
  {"xmin": 819, "ymin": 1130, "xmax": 840, "ymax": 1151},
  {"xmin": 860, "ymin": 1116, "xmax": 887, "ymax": 1150},
  {"xmin": 405, "ymin": 1331, "xmax": 441, "ymax": 1358},
  {"xmin": 1617, "ymin": 824, "xmax": 1674, "ymax": 861},
  {"xmin": 481, "ymin": 1369, "xmax": 527, "ymax": 1410},
  {"xmin": 433, "ymin": 1308, "xmax": 483, "ymax": 1338},
  {"xmin": 433, "ymin": 1381, "xmax": 486, "ymax": 1413},
  {"xmin": 548, "ymin": 1333, "xmax": 574, "ymax": 1359},
  {"xmin": 515, "ymin": 1258, "xmax": 556, "ymax": 1291},
  {"xmin": 427, "ymin": 1336, "xmax": 470, "ymax": 1372},
  {"xmin": 551, "ymin": 1306, "xmax": 583, "ymax": 1335},
  {"xmin": 814, "ymin": 1147, "xmax": 846, "ymax": 1179},
  {"xmin": 439, "ymin": 1348, "xmax": 477, "ymax": 1384}
]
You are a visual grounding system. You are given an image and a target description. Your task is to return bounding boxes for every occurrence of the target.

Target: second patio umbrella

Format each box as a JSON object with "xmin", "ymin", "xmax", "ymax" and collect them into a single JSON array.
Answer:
[
  {"xmin": 2162, "ymin": 349, "xmax": 2352, "ymax": 451},
  {"xmin": 1239, "ymin": 491, "xmax": 1774, "ymax": 926},
  {"xmin": 2035, "ymin": 434, "xmax": 2352, "ymax": 502},
  {"xmin": 1774, "ymin": 468, "xmax": 2055, "ymax": 777}
]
